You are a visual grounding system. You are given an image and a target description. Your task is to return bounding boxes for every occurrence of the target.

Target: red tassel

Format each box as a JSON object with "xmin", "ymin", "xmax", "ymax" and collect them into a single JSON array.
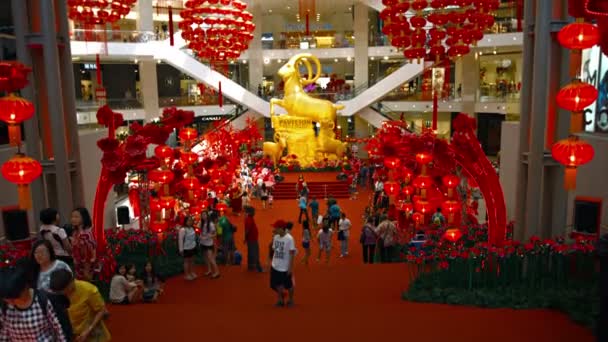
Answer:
[
  {"xmin": 168, "ymin": 5, "xmax": 174, "ymax": 46},
  {"xmin": 95, "ymin": 54, "xmax": 102, "ymax": 86},
  {"xmin": 305, "ymin": 13, "xmax": 310, "ymax": 35},
  {"xmin": 218, "ymin": 81, "xmax": 223, "ymax": 108},
  {"xmin": 432, "ymin": 92, "xmax": 438, "ymax": 131}
]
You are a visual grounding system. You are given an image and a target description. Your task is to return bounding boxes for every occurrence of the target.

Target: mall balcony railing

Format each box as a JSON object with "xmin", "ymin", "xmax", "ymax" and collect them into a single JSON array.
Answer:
[
  {"xmin": 477, "ymin": 86, "xmax": 521, "ymax": 103},
  {"xmin": 70, "ymin": 29, "xmax": 158, "ymax": 43},
  {"xmin": 75, "ymin": 98, "xmax": 143, "ymax": 112},
  {"xmin": 262, "ymin": 31, "xmax": 355, "ymax": 49},
  {"xmin": 158, "ymin": 95, "xmax": 235, "ymax": 107}
]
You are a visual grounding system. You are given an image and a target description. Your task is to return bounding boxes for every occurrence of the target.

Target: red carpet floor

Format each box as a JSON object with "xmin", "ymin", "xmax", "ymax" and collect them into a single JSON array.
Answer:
[{"xmin": 105, "ymin": 189, "xmax": 593, "ymax": 342}]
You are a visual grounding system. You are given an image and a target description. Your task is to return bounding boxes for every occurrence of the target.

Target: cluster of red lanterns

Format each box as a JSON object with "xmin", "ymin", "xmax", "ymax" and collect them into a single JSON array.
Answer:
[
  {"xmin": 380, "ymin": 0, "xmax": 499, "ymax": 61},
  {"xmin": 551, "ymin": 6, "xmax": 599, "ymax": 190},
  {"xmin": 0, "ymin": 62, "xmax": 42, "ymax": 209},
  {"xmin": 67, "ymin": 0, "xmax": 137, "ymax": 25},
  {"xmin": 179, "ymin": 0, "xmax": 255, "ymax": 63}
]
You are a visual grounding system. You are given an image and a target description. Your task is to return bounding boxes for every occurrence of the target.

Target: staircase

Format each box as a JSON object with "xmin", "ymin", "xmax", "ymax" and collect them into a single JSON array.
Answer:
[{"xmin": 272, "ymin": 181, "xmax": 350, "ymax": 200}]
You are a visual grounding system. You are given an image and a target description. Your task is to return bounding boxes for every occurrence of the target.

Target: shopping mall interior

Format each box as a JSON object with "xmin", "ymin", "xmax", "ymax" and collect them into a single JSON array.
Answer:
[{"xmin": 0, "ymin": 0, "xmax": 604, "ymax": 341}]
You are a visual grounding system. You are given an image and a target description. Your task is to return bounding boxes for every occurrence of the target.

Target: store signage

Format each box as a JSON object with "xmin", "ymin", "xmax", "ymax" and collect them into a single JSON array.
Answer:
[
  {"xmin": 597, "ymin": 52, "xmax": 608, "ymax": 133},
  {"xmin": 581, "ymin": 46, "xmax": 600, "ymax": 132},
  {"xmin": 83, "ymin": 63, "xmax": 97, "ymax": 70},
  {"xmin": 284, "ymin": 23, "xmax": 333, "ymax": 32},
  {"xmin": 198, "ymin": 116, "xmax": 224, "ymax": 121}
]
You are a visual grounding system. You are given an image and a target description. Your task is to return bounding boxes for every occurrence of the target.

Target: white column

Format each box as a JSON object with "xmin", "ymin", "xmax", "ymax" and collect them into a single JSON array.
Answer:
[
  {"xmin": 454, "ymin": 53, "xmax": 478, "ymax": 115},
  {"xmin": 139, "ymin": 61, "xmax": 160, "ymax": 122},
  {"xmin": 354, "ymin": 3, "xmax": 369, "ymax": 87},
  {"xmin": 248, "ymin": 0, "xmax": 263, "ymax": 92},
  {"xmin": 136, "ymin": 0, "xmax": 154, "ymax": 32}
]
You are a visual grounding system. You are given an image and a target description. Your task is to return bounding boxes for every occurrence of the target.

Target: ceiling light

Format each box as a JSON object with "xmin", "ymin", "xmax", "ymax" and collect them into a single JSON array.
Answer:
[
  {"xmin": 346, "ymin": 56, "xmax": 352, "ymax": 62},
  {"xmin": 277, "ymin": 59, "xmax": 282, "ymax": 63},
  {"xmin": 242, "ymin": 60, "xmax": 247, "ymax": 64},
  {"xmin": 493, "ymin": 50, "xmax": 497, "ymax": 55},
  {"xmin": 383, "ymin": 56, "xmax": 389, "ymax": 60},
  {"xmin": 479, "ymin": 51, "xmax": 483, "ymax": 55},
  {"xmin": 269, "ymin": 9, "xmax": 272, "ymax": 13},
  {"xmin": 370, "ymin": 57, "xmax": 375, "ymax": 60},
  {"xmin": 134, "ymin": 58, "xmax": 138, "ymax": 63},
  {"xmin": 287, "ymin": 6, "xmax": 291, "ymax": 10},
  {"xmin": 263, "ymin": 58, "xmax": 270, "ymax": 64},
  {"xmin": 334, "ymin": 58, "xmax": 338, "ymax": 62}
]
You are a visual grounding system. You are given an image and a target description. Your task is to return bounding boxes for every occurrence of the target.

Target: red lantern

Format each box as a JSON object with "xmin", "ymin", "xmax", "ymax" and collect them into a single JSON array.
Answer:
[
  {"xmin": 556, "ymin": 80, "xmax": 598, "ymax": 112},
  {"xmin": 0, "ymin": 62, "xmax": 31, "ymax": 93},
  {"xmin": 442, "ymin": 199, "xmax": 461, "ymax": 224},
  {"xmin": 412, "ymin": 175, "xmax": 433, "ymax": 189},
  {"xmin": 1, "ymin": 153, "xmax": 42, "ymax": 209},
  {"xmin": 216, "ymin": 202, "xmax": 228, "ymax": 212},
  {"xmin": 415, "ymin": 199, "xmax": 433, "ymax": 215},
  {"xmin": 179, "ymin": 0, "xmax": 255, "ymax": 65},
  {"xmin": 149, "ymin": 220, "xmax": 169, "ymax": 233},
  {"xmin": 551, "ymin": 135, "xmax": 594, "ymax": 190},
  {"xmin": 160, "ymin": 196, "xmax": 176, "ymax": 209},
  {"xmin": 149, "ymin": 169, "xmax": 174, "ymax": 184},
  {"xmin": 442, "ymin": 174, "xmax": 460, "ymax": 188},
  {"xmin": 384, "ymin": 156, "xmax": 401, "ymax": 169},
  {"xmin": 384, "ymin": 181, "xmax": 400, "ymax": 196},
  {"xmin": 443, "ymin": 228, "xmax": 463, "ymax": 242},
  {"xmin": 557, "ymin": 22, "xmax": 600, "ymax": 50},
  {"xmin": 180, "ymin": 151, "xmax": 199, "ymax": 165},
  {"xmin": 182, "ymin": 176, "xmax": 200, "ymax": 191},
  {"xmin": 179, "ymin": 127, "xmax": 198, "ymax": 142},
  {"xmin": 67, "ymin": 0, "xmax": 137, "ymax": 25},
  {"xmin": 398, "ymin": 201, "xmax": 414, "ymax": 213},
  {"xmin": 0, "ymin": 94, "xmax": 35, "ymax": 146},
  {"xmin": 401, "ymin": 185, "xmax": 415, "ymax": 197}
]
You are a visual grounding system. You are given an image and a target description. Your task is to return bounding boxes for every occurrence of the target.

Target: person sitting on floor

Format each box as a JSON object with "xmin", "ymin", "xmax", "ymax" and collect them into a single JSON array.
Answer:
[
  {"xmin": 109, "ymin": 264, "xmax": 143, "ymax": 305},
  {"xmin": 141, "ymin": 261, "xmax": 164, "ymax": 303}
]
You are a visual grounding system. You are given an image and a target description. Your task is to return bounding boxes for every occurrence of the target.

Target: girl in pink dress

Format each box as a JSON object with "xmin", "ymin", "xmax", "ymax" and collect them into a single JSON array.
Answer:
[{"xmin": 70, "ymin": 207, "xmax": 97, "ymax": 280}]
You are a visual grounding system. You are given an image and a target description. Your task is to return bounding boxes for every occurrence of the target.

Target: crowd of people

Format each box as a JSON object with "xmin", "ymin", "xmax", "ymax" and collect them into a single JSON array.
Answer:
[{"xmin": 0, "ymin": 164, "xmax": 418, "ymax": 339}]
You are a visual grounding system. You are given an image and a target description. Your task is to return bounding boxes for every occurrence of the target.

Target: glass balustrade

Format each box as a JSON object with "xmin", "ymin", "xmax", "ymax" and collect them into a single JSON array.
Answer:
[
  {"xmin": 75, "ymin": 98, "xmax": 143, "ymax": 112},
  {"xmin": 71, "ymin": 29, "xmax": 158, "ymax": 43},
  {"xmin": 159, "ymin": 95, "xmax": 234, "ymax": 107}
]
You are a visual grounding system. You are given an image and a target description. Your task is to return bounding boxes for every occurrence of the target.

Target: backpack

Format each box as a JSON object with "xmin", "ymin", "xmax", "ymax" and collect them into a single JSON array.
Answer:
[{"xmin": 39, "ymin": 228, "xmax": 64, "ymax": 246}]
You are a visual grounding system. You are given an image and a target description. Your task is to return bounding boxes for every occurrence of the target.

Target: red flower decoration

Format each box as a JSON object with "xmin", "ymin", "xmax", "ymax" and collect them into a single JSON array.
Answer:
[
  {"xmin": 96, "ymin": 138, "xmax": 120, "ymax": 152},
  {"xmin": 101, "ymin": 151, "xmax": 124, "ymax": 172},
  {"xmin": 139, "ymin": 124, "xmax": 171, "ymax": 145},
  {"xmin": 96, "ymin": 106, "xmax": 124, "ymax": 128},
  {"xmin": 160, "ymin": 107, "xmax": 195, "ymax": 129},
  {"xmin": 0, "ymin": 61, "xmax": 31, "ymax": 92},
  {"xmin": 124, "ymin": 135, "xmax": 148, "ymax": 160}
]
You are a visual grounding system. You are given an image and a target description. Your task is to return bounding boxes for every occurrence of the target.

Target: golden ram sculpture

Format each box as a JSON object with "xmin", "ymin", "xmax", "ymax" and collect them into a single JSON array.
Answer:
[
  {"xmin": 262, "ymin": 133, "xmax": 287, "ymax": 167},
  {"xmin": 266, "ymin": 53, "xmax": 347, "ymax": 167}
]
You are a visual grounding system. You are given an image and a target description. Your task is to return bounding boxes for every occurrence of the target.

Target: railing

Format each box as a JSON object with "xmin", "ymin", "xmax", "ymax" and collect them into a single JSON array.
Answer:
[
  {"xmin": 159, "ymin": 95, "xmax": 234, "ymax": 107},
  {"xmin": 75, "ymin": 98, "xmax": 143, "ymax": 112},
  {"xmin": 71, "ymin": 29, "xmax": 158, "ymax": 43},
  {"xmin": 477, "ymin": 85, "xmax": 521, "ymax": 103},
  {"xmin": 263, "ymin": 31, "xmax": 355, "ymax": 49}
]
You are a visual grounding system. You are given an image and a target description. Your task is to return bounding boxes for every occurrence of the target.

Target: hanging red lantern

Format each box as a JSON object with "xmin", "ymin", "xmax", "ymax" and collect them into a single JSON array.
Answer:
[
  {"xmin": 149, "ymin": 168, "xmax": 175, "ymax": 195},
  {"xmin": 412, "ymin": 175, "xmax": 433, "ymax": 190},
  {"xmin": 179, "ymin": 127, "xmax": 198, "ymax": 142},
  {"xmin": 443, "ymin": 228, "xmax": 463, "ymax": 242},
  {"xmin": 0, "ymin": 94, "xmax": 35, "ymax": 146},
  {"xmin": 67, "ymin": 0, "xmax": 137, "ymax": 25},
  {"xmin": 398, "ymin": 200, "xmax": 414, "ymax": 213},
  {"xmin": 0, "ymin": 62, "xmax": 31, "ymax": 93},
  {"xmin": 180, "ymin": 151, "xmax": 199, "ymax": 165},
  {"xmin": 179, "ymin": 0, "xmax": 255, "ymax": 64},
  {"xmin": 216, "ymin": 202, "xmax": 228, "ymax": 212},
  {"xmin": 416, "ymin": 153, "xmax": 432, "ymax": 165},
  {"xmin": 160, "ymin": 196, "xmax": 176, "ymax": 210},
  {"xmin": 384, "ymin": 181, "xmax": 400, "ymax": 196},
  {"xmin": 401, "ymin": 185, "xmax": 415, "ymax": 197},
  {"xmin": 442, "ymin": 174, "xmax": 460, "ymax": 189},
  {"xmin": 384, "ymin": 156, "xmax": 401, "ymax": 169},
  {"xmin": 551, "ymin": 135, "xmax": 594, "ymax": 190},
  {"xmin": 557, "ymin": 22, "xmax": 600, "ymax": 50},
  {"xmin": 556, "ymin": 80, "xmax": 598, "ymax": 112},
  {"xmin": 1, "ymin": 153, "xmax": 42, "ymax": 209},
  {"xmin": 442, "ymin": 199, "xmax": 461, "ymax": 224},
  {"xmin": 415, "ymin": 199, "xmax": 433, "ymax": 215},
  {"xmin": 149, "ymin": 220, "xmax": 169, "ymax": 233}
]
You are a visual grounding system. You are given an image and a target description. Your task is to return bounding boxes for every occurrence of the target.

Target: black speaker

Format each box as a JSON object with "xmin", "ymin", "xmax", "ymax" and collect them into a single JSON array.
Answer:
[
  {"xmin": 116, "ymin": 206, "xmax": 130, "ymax": 225},
  {"xmin": 2, "ymin": 209, "xmax": 30, "ymax": 241},
  {"xmin": 574, "ymin": 200, "xmax": 600, "ymax": 235}
]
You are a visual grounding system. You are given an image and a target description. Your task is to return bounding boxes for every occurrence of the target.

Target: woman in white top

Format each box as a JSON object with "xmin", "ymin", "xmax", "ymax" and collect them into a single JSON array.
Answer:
[
  {"xmin": 178, "ymin": 216, "xmax": 199, "ymax": 281},
  {"xmin": 200, "ymin": 211, "xmax": 220, "ymax": 279},
  {"xmin": 109, "ymin": 264, "xmax": 143, "ymax": 304},
  {"xmin": 338, "ymin": 212, "xmax": 352, "ymax": 258},
  {"xmin": 31, "ymin": 240, "xmax": 72, "ymax": 291}
]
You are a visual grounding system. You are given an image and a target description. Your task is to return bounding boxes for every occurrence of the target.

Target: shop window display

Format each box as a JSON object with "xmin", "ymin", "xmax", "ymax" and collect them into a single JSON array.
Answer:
[{"xmin": 478, "ymin": 54, "xmax": 522, "ymax": 102}]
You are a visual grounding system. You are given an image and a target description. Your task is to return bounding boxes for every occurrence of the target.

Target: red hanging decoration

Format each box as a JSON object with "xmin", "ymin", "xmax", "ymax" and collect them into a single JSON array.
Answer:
[
  {"xmin": 0, "ymin": 94, "xmax": 35, "ymax": 146},
  {"xmin": 67, "ymin": 0, "xmax": 137, "ymax": 25},
  {"xmin": 443, "ymin": 228, "xmax": 463, "ymax": 242},
  {"xmin": 551, "ymin": 135, "xmax": 595, "ymax": 190},
  {"xmin": 1, "ymin": 154, "xmax": 42, "ymax": 209},
  {"xmin": 557, "ymin": 22, "xmax": 600, "ymax": 50},
  {"xmin": 168, "ymin": 5, "xmax": 175, "ymax": 46},
  {"xmin": 218, "ymin": 81, "xmax": 223, "ymax": 108},
  {"xmin": 179, "ymin": 0, "xmax": 255, "ymax": 64}
]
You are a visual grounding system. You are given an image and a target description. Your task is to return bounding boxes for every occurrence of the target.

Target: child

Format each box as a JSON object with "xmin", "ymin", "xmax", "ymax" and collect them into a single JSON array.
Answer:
[
  {"xmin": 109, "ymin": 264, "xmax": 143, "ymax": 304},
  {"xmin": 126, "ymin": 264, "xmax": 137, "ymax": 282},
  {"xmin": 141, "ymin": 261, "xmax": 163, "ymax": 303},
  {"xmin": 317, "ymin": 224, "xmax": 333, "ymax": 264},
  {"xmin": 301, "ymin": 219, "xmax": 311, "ymax": 265},
  {"xmin": 268, "ymin": 192, "xmax": 274, "ymax": 208}
]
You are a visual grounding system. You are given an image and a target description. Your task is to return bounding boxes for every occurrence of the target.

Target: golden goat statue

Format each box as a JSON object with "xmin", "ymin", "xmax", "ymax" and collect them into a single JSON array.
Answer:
[
  {"xmin": 262, "ymin": 133, "xmax": 287, "ymax": 167},
  {"xmin": 270, "ymin": 53, "xmax": 344, "ymax": 126}
]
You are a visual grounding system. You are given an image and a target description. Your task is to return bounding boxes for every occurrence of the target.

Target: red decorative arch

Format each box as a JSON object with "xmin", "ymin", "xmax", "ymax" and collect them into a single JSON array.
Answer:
[{"xmin": 451, "ymin": 114, "xmax": 507, "ymax": 245}]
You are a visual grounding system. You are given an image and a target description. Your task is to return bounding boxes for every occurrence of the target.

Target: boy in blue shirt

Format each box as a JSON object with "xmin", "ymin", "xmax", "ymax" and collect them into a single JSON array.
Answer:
[
  {"xmin": 329, "ymin": 202, "xmax": 341, "ymax": 230},
  {"xmin": 309, "ymin": 197, "xmax": 319, "ymax": 227},
  {"xmin": 297, "ymin": 196, "xmax": 309, "ymax": 224}
]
